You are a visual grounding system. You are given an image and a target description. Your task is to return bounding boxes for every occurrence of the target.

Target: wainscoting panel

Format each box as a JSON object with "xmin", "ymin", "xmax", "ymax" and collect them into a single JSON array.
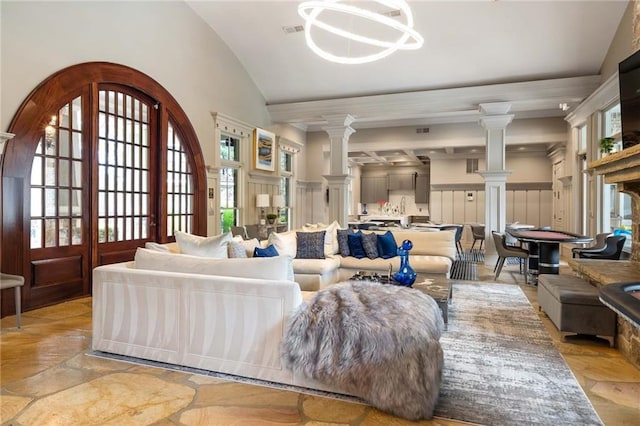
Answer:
[
  {"xmin": 295, "ymin": 181, "xmax": 324, "ymax": 228},
  {"xmin": 430, "ymin": 189, "xmax": 552, "ymax": 243}
]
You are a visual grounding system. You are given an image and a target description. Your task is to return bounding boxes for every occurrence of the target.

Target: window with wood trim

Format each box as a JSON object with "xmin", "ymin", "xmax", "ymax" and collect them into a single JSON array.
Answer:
[
  {"xmin": 4, "ymin": 62, "xmax": 206, "ymax": 314},
  {"xmin": 167, "ymin": 122, "xmax": 194, "ymax": 235},
  {"xmin": 30, "ymin": 97, "xmax": 84, "ymax": 249}
]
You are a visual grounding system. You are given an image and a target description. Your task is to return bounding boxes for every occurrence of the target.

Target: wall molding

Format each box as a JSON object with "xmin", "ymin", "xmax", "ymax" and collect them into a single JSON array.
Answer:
[{"xmin": 431, "ymin": 182, "xmax": 552, "ymax": 191}]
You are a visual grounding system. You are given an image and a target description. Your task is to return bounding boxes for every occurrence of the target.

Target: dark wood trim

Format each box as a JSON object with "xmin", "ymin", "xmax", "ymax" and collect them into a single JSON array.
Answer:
[{"xmin": 1, "ymin": 62, "xmax": 206, "ymax": 316}]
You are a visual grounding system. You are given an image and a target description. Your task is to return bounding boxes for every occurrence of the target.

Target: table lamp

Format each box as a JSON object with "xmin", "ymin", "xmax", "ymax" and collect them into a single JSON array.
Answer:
[
  {"xmin": 256, "ymin": 194, "xmax": 270, "ymax": 224},
  {"xmin": 272, "ymin": 194, "xmax": 285, "ymax": 221}
]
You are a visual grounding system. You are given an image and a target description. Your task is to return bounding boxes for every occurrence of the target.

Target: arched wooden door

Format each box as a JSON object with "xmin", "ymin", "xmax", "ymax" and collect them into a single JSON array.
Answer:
[{"xmin": 1, "ymin": 62, "xmax": 206, "ymax": 315}]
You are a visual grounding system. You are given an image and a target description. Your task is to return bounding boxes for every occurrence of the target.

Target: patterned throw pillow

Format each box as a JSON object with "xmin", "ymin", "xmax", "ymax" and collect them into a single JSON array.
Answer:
[
  {"xmin": 337, "ymin": 228, "xmax": 352, "ymax": 256},
  {"xmin": 347, "ymin": 232, "xmax": 366, "ymax": 259},
  {"xmin": 377, "ymin": 231, "xmax": 398, "ymax": 259},
  {"xmin": 254, "ymin": 244, "xmax": 279, "ymax": 257},
  {"xmin": 296, "ymin": 231, "xmax": 326, "ymax": 259},
  {"xmin": 361, "ymin": 232, "xmax": 379, "ymax": 259},
  {"xmin": 228, "ymin": 241, "xmax": 248, "ymax": 258}
]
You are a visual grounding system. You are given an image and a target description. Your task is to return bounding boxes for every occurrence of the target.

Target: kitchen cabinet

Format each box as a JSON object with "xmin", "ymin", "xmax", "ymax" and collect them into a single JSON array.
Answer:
[
  {"xmin": 415, "ymin": 174, "xmax": 429, "ymax": 204},
  {"xmin": 387, "ymin": 174, "xmax": 414, "ymax": 190},
  {"xmin": 361, "ymin": 176, "xmax": 388, "ymax": 204}
]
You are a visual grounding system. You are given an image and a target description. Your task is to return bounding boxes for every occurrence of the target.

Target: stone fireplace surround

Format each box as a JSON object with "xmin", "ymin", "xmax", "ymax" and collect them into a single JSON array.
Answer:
[{"xmin": 569, "ymin": 145, "xmax": 640, "ymax": 369}]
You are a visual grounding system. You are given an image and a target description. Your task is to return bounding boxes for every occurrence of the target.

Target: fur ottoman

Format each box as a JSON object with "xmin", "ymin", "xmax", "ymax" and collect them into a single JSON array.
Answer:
[{"xmin": 281, "ymin": 280, "xmax": 444, "ymax": 420}]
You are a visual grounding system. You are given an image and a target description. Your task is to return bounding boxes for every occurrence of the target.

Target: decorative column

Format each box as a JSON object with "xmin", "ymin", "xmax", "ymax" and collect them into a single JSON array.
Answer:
[
  {"xmin": 322, "ymin": 114, "xmax": 355, "ymax": 226},
  {"xmin": 478, "ymin": 103, "xmax": 513, "ymax": 267}
]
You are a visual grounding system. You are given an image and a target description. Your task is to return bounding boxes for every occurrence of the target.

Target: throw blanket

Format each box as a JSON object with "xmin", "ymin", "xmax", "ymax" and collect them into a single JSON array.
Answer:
[{"xmin": 281, "ymin": 281, "xmax": 444, "ymax": 420}]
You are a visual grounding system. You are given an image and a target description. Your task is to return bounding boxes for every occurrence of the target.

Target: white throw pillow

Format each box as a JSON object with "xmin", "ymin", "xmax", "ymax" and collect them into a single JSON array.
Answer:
[
  {"xmin": 268, "ymin": 231, "xmax": 297, "ymax": 258},
  {"xmin": 134, "ymin": 248, "xmax": 294, "ymax": 282},
  {"xmin": 241, "ymin": 238, "xmax": 261, "ymax": 257},
  {"xmin": 145, "ymin": 242, "xmax": 180, "ymax": 253},
  {"xmin": 174, "ymin": 230, "xmax": 232, "ymax": 258}
]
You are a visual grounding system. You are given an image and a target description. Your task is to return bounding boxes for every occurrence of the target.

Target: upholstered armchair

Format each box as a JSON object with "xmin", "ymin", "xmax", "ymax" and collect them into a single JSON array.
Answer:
[
  {"xmin": 470, "ymin": 224, "xmax": 485, "ymax": 251},
  {"xmin": 577, "ymin": 235, "xmax": 626, "ymax": 260},
  {"xmin": 492, "ymin": 231, "xmax": 529, "ymax": 284},
  {"xmin": 571, "ymin": 232, "xmax": 610, "ymax": 258}
]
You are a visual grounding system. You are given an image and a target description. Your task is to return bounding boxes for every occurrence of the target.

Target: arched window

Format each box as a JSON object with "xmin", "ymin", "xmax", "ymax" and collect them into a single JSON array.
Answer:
[{"xmin": 2, "ymin": 62, "xmax": 206, "ymax": 314}]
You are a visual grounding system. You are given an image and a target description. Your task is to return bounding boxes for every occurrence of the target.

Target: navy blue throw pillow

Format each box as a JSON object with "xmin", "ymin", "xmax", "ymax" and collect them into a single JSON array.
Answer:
[
  {"xmin": 377, "ymin": 231, "xmax": 398, "ymax": 259},
  {"xmin": 347, "ymin": 232, "xmax": 366, "ymax": 258},
  {"xmin": 254, "ymin": 244, "xmax": 279, "ymax": 257}
]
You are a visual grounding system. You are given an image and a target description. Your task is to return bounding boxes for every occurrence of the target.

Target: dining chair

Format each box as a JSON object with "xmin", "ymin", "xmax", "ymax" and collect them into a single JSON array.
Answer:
[
  {"xmin": 440, "ymin": 225, "xmax": 464, "ymax": 257},
  {"xmin": 492, "ymin": 232, "xmax": 529, "ymax": 284},
  {"xmin": 230, "ymin": 226, "xmax": 248, "ymax": 239},
  {"xmin": 1, "ymin": 273, "xmax": 24, "ymax": 328},
  {"xmin": 244, "ymin": 224, "xmax": 260, "ymax": 240},
  {"xmin": 571, "ymin": 232, "xmax": 610, "ymax": 258},
  {"xmin": 470, "ymin": 224, "xmax": 485, "ymax": 251}
]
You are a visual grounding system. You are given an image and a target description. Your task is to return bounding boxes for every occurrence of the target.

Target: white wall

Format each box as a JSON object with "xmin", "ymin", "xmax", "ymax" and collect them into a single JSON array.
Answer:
[
  {"xmin": 1, "ymin": 1, "xmax": 270, "ymax": 169},
  {"xmin": 599, "ymin": 0, "xmax": 635, "ymax": 83}
]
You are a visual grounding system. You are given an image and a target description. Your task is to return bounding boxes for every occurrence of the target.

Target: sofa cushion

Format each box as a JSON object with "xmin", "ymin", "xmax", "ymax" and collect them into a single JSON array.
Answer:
[
  {"xmin": 376, "ymin": 230, "xmax": 456, "ymax": 260},
  {"xmin": 254, "ymin": 244, "xmax": 279, "ymax": 257},
  {"xmin": 361, "ymin": 232, "xmax": 379, "ymax": 259},
  {"xmin": 174, "ymin": 230, "xmax": 232, "ymax": 258},
  {"xmin": 337, "ymin": 228, "xmax": 353, "ymax": 256},
  {"xmin": 292, "ymin": 257, "xmax": 341, "ymax": 274},
  {"xmin": 377, "ymin": 231, "xmax": 398, "ymax": 259},
  {"xmin": 409, "ymin": 255, "xmax": 452, "ymax": 275},
  {"xmin": 269, "ymin": 231, "xmax": 297, "ymax": 258},
  {"xmin": 348, "ymin": 232, "xmax": 366, "ymax": 258},
  {"xmin": 338, "ymin": 254, "xmax": 452, "ymax": 275},
  {"xmin": 296, "ymin": 231, "xmax": 326, "ymax": 259},
  {"xmin": 133, "ymin": 247, "xmax": 294, "ymax": 281}
]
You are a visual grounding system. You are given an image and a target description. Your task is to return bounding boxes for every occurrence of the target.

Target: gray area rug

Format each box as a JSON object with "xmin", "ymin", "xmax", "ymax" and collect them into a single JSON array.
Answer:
[
  {"xmin": 437, "ymin": 282, "xmax": 602, "ymax": 425},
  {"xmin": 90, "ymin": 282, "xmax": 602, "ymax": 425}
]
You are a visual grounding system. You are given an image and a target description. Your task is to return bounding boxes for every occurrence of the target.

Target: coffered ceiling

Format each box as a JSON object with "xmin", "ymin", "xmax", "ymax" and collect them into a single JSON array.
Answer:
[{"xmin": 187, "ymin": 1, "xmax": 629, "ymax": 165}]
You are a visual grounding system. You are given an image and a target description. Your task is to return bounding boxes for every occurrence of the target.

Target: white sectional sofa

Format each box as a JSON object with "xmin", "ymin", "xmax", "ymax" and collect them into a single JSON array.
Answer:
[
  {"xmin": 91, "ymin": 258, "xmax": 343, "ymax": 393},
  {"xmin": 336, "ymin": 229, "xmax": 457, "ymax": 282},
  {"xmin": 135, "ymin": 226, "xmax": 457, "ymax": 291},
  {"xmin": 281, "ymin": 227, "xmax": 457, "ymax": 289}
]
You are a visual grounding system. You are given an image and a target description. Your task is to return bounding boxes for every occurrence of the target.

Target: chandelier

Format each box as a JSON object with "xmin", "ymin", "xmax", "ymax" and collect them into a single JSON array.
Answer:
[{"xmin": 298, "ymin": 0, "xmax": 424, "ymax": 65}]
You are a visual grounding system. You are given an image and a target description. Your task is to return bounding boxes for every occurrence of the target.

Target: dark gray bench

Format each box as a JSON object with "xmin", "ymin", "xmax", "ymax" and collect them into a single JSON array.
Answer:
[{"xmin": 538, "ymin": 274, "xmax": 616, "ymax": 347}]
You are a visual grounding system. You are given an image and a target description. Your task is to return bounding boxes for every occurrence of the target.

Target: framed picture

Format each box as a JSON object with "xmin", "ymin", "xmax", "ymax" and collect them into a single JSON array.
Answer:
[{"xmin": 253, "ymin": 128, "xmax": 276, "ymax": 171}]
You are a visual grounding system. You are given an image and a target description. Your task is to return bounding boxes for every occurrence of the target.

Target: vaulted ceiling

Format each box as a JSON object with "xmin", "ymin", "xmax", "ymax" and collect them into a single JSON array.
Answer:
[{"xmin": 187, "ymin": 1, "xmax": 629, "ymax": 165}]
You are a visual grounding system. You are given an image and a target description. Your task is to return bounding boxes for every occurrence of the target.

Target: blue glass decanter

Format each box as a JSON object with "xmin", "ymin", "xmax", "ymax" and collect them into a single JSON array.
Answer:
[{"xmin": 392, "ymin": 239, "xmax": 417, "ymax": 286}]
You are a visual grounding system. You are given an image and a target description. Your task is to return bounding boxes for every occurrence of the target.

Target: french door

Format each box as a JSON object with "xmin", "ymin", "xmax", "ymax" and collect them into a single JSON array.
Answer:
[
  {"xmin": 2, "ymin": 62, "xmax": 206, "ymax": 313},
  {"xmin": 28, "ymin": 85, "xmax": 158, "ymax": 303},
  {"xmin": 95, "ymin": 85, "xmax": 158, "ymax": 265}
]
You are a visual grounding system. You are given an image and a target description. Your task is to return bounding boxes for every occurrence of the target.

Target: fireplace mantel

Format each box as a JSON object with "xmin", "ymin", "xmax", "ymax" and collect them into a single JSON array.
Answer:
[{"xmin": 589, "ymin": 144, "xmax": 640, "ymax": 189}]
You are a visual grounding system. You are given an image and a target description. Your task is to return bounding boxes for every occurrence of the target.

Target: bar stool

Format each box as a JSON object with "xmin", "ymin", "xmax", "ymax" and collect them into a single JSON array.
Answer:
[{"xmin": 1, "ymin": 273, "xmax": 24, "ymax": 328}]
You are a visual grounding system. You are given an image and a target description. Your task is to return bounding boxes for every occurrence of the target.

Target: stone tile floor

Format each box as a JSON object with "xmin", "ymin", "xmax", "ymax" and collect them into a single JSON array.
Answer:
[{"xmin": 1, "ymin": 260, "xmax": 639, "ymax": 425}]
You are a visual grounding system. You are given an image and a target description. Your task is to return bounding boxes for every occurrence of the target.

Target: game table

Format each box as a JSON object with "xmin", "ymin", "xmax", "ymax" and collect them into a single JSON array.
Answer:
[{"xmin": 506, "ymin": 229, "xmax": 592, "ymax": 278}]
